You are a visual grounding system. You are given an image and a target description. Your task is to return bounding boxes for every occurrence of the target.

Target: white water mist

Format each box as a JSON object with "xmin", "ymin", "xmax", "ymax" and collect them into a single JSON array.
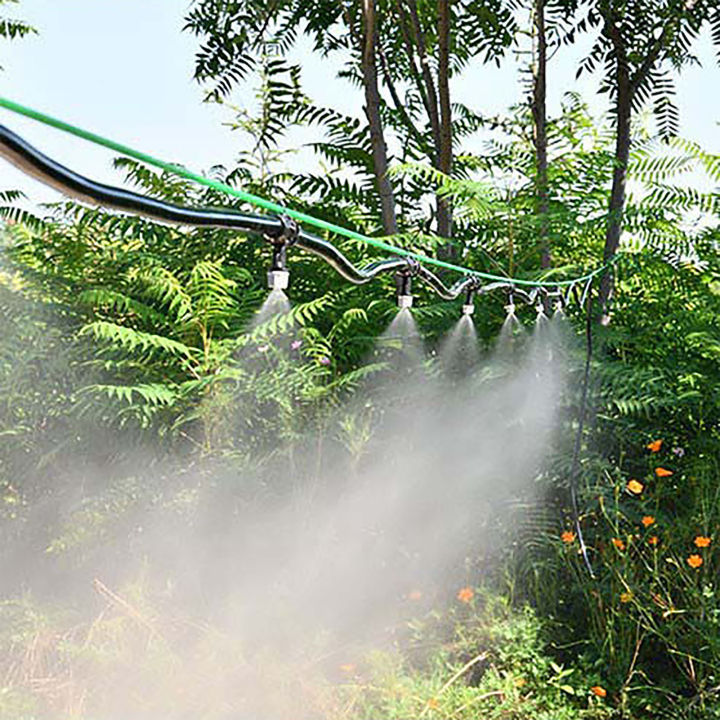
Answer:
[{"xmin": 3, "ymin": 301, "xmax": 573, "ymax": 719}]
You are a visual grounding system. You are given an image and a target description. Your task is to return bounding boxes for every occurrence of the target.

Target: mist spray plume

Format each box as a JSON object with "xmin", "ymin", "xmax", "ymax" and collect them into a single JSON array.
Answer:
[{"xmin": 1, "ymin": 291, "xmax": 574, "ymax": 719}]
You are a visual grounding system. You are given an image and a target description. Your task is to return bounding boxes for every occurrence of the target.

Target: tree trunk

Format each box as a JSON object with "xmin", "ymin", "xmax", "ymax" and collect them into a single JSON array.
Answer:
[
  {"xmin": 531, "ymin": 0, "xmax": 550, "ymax": 270},
  {"xmin": 361, "ymin": 0, "xmax": 397, "ymax": 235},
  {"xmin": 407, "ymin": 0, "xmax": 441, "ymax": 152},
  {"xmin": 437, "ymin": 0, "xmax": 454, "ymax": 258},
  {"xmin": 598, "ymin": 64, "xmax": 632, "ymax": 323}
]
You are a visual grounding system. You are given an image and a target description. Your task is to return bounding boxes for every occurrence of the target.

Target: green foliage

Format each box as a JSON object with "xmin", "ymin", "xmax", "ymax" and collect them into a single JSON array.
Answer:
[
  {"xmin": 316, "ymin": 589, "xmax": 614, "ymax": 720},
  {"xmin": 0, "ymin": 0, "xmax": 34, "ymax": 41},
  {"xmin": 0, "ymin": 0, "xmax": 35, "ymax": 70},
  {"xmin": 575, "ymin": 1, "xmax": 720, "ymax": 140}
]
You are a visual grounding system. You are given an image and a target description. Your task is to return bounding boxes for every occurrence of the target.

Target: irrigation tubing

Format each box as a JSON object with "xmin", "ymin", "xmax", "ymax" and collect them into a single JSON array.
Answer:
[
  {"xmin": 0, "ymin": 95, "xmax": 615, "ymax": 296},
  {"xmin": 568, "ymin": 276, "xmax": 596, "ymax": 579},
  {"xmin": 0, "ymin": 122, "xmax": 483, "ymax": 299}
]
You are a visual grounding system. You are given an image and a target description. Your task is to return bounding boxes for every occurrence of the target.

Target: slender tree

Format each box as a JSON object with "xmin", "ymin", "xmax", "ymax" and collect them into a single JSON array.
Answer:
[
  {"xmin": 579, "ymin": 0, "xmax": 720, "ymax": 321},
  {"xmin": 360, "ymin": 0, "xmax": 398, "ymax": 233},
  {"xmin": 379, "ymin": 0, "xmax": 514, "ymax": 257},
  {"xmin": 530, "ymin": 0, "xmax": 550, "ymax": 269},
  {"xmin": 184, "ymin": 0, "xmax": 515, "ymax": 254},
  {"xmin": 437, "ymin": 0, "xmax": 454, "ymax": 255}
]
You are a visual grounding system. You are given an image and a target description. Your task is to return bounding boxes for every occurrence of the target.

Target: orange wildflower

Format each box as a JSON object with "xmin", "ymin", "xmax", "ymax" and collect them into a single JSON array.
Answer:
[
  {"xmin": 561, "ymin": 530, "xmax": 576, "ymax": 544},
  {"xmin": 591, "ymin": 685, "xmax": 607, "ymax": 698},
  {"xmin": 694, "ymin": 536, "xmax": 711, "ymax": 548},
  {"xmin": 339, "ymin": 663, "xmax": 356, "ymax": 673},
  {"xmin": 620, "ymin": 592, "xmax": 633, "ymax": 603},
  {"xmin": 647, "ymin": 439, "xmax": 663, "ymax": 452},
  {"xmin": 427, "ymin": 698, "xmax": 440, "ymax": 710},
  {"xmin": 655, "ymin": 467, "xmax": 673, "ymax": 478},
  {"xmin": 648, "ymin": 536, "xmax": 659, "ymax": 546},
  {"xmin": 626, "ymin": 479, "xmax": 644, "ymax": 495},
  {"xmin": 457, "ymin": 587, "xmax": 474, "ymax": 604},
  {"xmin": 641, "ymin": 516, "xmax": 656, "ymax": 528},
  {"xmin": 687, "ymin": 554, "xmax": 703, "ymax": 569},
  {"xmin": 612, "ymin": 537, "xmax": 626, "ymax": 551},
  {"xmin": 408, "ymin": 590, "xmax": 423, "ymax": 601}
]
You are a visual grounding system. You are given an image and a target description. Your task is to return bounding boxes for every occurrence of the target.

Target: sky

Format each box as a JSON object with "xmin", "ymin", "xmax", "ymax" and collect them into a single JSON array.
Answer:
[{"xmin": 1, "ymin": 0, "xmax": 719, "ymax": 208}]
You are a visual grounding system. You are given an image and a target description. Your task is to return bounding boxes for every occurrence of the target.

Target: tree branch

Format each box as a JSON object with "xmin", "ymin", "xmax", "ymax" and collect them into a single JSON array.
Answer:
[
  {"xmin": 631, "ymin": 19, "xmax": 678, "ymax": 93},
  {"xmin": 407, "ymin": 0, "xmax": 442, "ymax": 153},
  {"xmin": 377, "ymin": 45, "xmax": 430, "ymax": 151},
  {"xmin": 361, "ymin": 0, "xmax": 398, "ymax": 234},
  {"xmin": 393, "ymin": 0, "xmax": 435, "ymax": 122},
  {"xmin": 437, "ymin": 0, "xmax": 453, "ymax": 244}
]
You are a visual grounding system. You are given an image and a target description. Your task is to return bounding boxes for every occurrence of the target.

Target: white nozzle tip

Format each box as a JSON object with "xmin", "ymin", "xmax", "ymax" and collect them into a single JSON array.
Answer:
[
  {"xmin": 554, "ymin": 301, "xmax": 563, "ymax": 312},
  {"xmin": 397, "ymin": 295, "xmax": 413, "ymax": 309},
  {"xmin": 504, "ymin": 303, "xmax": 515, "ymax": 315},
  {"xmin": 462, "ymin": 304, "xmax": 475, "ymax": 315},
  {"xmin": 267, "ymin": 270, "xmax": 289, "ymax": 290},
  {"xmin": 535, "ymin": 303, "xmax": 545, "ymax": 315}
]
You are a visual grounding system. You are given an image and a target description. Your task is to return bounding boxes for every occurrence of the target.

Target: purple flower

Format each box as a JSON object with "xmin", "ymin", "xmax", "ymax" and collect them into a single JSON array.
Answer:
[
  {"xmin": 672, "ymin": 446, "xmax": 685, "ymax": 457},
  {"xmin": 318, "ymin": 356, "xmax": 331, "ymax": 366},
  {"xmin": 291, "ymin": 340, "xmax": 303, "ymax": 350},
  {"xmin": 258, "ymin": 345, "xmax": 270, "ymax": 353}
]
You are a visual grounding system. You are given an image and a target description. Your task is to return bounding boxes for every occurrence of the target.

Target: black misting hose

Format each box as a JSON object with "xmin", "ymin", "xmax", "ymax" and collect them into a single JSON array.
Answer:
[{"xmin": 0, "ymin": 122, "xmax": 486, "ymax": 299}]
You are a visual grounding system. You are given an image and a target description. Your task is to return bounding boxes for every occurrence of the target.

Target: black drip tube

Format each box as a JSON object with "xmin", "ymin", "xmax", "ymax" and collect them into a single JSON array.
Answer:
[{"xmin": 0, "ymin": 123, "xmax": 510, "ymax": 301}]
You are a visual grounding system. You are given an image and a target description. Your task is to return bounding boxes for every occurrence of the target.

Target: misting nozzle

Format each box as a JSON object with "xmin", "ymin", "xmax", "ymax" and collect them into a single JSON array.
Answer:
[
  {"xmin": 554, "ymin": 299, "xmax": 564, "ymax": 313},
  {"xmin": 462, "ymin": 284, "xmax": 477, "ymax": 316},
  {"xmin": 504, "ymin": 302, "xmax": 515, "ymax": 316},
  {"xmin": 535, "ymin": 302, "xmax": 545, "ymax": 316},
  {"xmin": 265, "ymin": 214, "xmax": 298, "ymax": 291},
  {"xmin": 267, "ymin": 239, "xmax": 290, "ymax": 290},
  {"xmin": 395, "ymin": 262, "xmax": 417, "ymax": 309},
  {"xmin": 267, "ymin": 269, "xmax": 290, "ymax": 290}
]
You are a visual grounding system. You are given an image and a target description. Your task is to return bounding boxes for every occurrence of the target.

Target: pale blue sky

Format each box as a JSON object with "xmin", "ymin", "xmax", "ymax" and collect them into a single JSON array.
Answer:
[{"xmin": 1, "ymin": 0, "xmax": 718, "ymax": 207}]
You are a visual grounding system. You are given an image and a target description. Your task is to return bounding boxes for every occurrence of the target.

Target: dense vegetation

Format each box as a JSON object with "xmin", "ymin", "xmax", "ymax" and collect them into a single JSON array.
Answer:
[{"xmin": 2, "ymin": 1, "xmax": 720, "ymax": 718}]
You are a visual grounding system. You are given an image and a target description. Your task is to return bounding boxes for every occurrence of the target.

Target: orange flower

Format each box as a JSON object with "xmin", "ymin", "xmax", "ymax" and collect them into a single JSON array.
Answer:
[
  {"xmin": 339, "ymin": 663, "xmax": 356, "ymax": 673},
  {"xmin": 612, "ymin": 537, "xmax": 626, "ymax": 551},
  {"xmin": 694, "ymin": 536, "xmax": 711, "ymax": 548},
  {"xmin": 647, "ymin": 439, "xmax": 663, "ymax": 452},
  {"xmin": 648, "ymin": 536, "xmax": 659, "ymax": 546},
  {"xmin": 641, "ymin": 516, "xmax": 656, "ymax": 528},
  {"xmin": 561, "ymin": 530, "xmax": 576, "ymax": 544},
  {"xmin": 626, "ymin": 479, "xmax": 644, "ymax": 495},
  {"xmin": 687, "ymin": 554, "xmax": 703, "ymax": 569},
  {"xmin": 591, "ymin": 685, "xmax": 607, "ymax": 698},
  {"xmin": 457, "ymin": 587, "xmax": 474, "ymax": 604},
  {"xmin": 408, "ymin": 590, "xmax": 423, "ymax": 601},
  {"xmin": 655, "ymin": 467, "xmax": 673, "ymax": 478},
  {"xmin": 427, "ymin": 698, "xmax": 440, "ymax": 710},
  {"xmin": 620, "ymin": 592, "xmax": 633, "ymax": 603}
]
